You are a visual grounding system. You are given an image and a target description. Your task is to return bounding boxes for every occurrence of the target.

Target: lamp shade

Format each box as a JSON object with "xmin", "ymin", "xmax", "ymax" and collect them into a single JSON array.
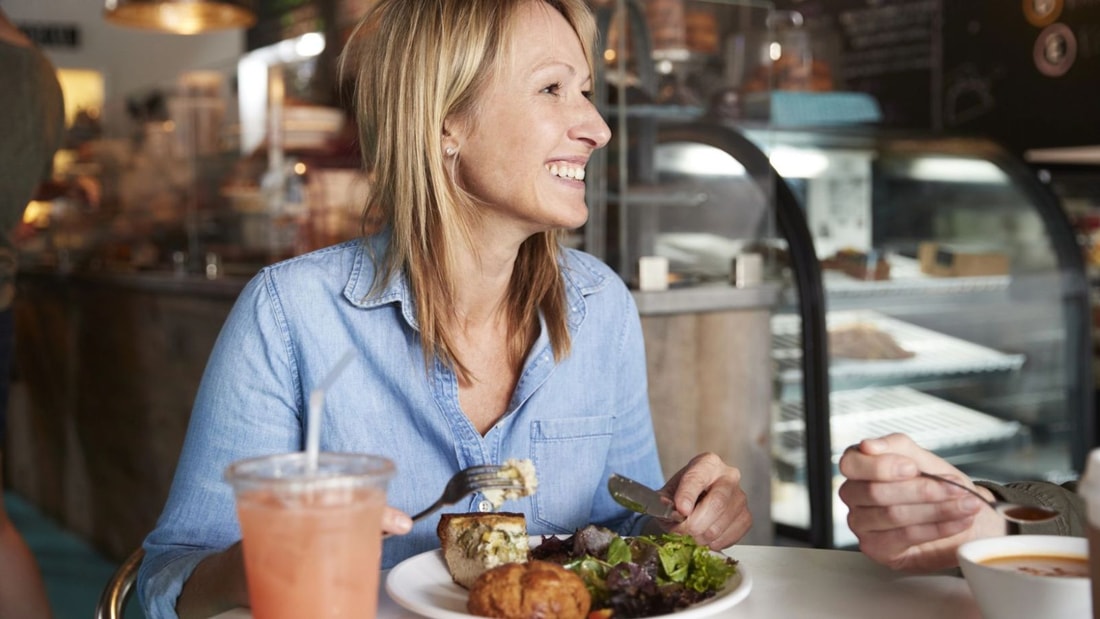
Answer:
[{"xmin": 104, "ymin": 0, "xmax": 256, "ymax": 35}]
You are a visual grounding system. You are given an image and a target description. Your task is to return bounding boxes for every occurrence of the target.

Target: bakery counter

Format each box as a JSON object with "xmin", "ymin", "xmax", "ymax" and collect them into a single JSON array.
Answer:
[
  {"xmin": 3, "ymin": 271, "xmax": 780, "ymax": 559},
  {"xmin": 5, "ymin": 269, "xmax": 249, "ymax": 561}
]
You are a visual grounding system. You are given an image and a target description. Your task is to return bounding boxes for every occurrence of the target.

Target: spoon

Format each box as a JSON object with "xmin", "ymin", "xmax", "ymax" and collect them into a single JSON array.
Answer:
[{"xmin": 919, "ymin": 471, "xmax": 1060, "ymax": 524}]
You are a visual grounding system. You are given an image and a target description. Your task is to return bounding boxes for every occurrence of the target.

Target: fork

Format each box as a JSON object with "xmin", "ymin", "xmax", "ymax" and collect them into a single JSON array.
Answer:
[{"xmin": 410, "ymin": 464, "xmax": 524, "ymax": 522}]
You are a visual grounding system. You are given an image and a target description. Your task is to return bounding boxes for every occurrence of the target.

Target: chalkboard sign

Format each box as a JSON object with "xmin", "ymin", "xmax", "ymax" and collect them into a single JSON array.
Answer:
[
  {"xmin": 18, "ymin": 22, "xmax": 81, "ymax": 50},
  {"xmin": 778, "ymin": 0, "xmax": 1100, "ymax": 152},
  {"xmin": 778, "ymin": 0, "xmax": 939, "ymax": 130}
]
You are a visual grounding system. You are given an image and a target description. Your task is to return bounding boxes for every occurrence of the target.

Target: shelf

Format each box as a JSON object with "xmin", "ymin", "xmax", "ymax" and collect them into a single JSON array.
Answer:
[
  {"xmin": 602, "ymin": 104, "xmax": 705, "ymax": 121},
  {"xmin": 773, "ymin": 385, "xmax": 1023, "ymax": 471},
  {"xmin": 821, "ymin": 270, "xmax": 1011, "ymax": 297},
  {"xmin": 633, "ymin": 282, "xmax": 781, "ymax": 316},
  {"xmin": 820, "ymin": 254, "xmax": 1011, "ymax": 299},
  {"xmin": 772, "ymin": 309, "xmax": 1026, "ymax": 389}
]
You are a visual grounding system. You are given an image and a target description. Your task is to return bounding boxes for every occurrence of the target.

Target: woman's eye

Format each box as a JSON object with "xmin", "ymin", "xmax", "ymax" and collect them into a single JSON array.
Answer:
[
  {"xmin": 581, "ymin": 90, "xmax": 594, "ymax": 101},
  {"xmin": 541, "ymin": 82, "xmax": 562, "ymax": 95}
]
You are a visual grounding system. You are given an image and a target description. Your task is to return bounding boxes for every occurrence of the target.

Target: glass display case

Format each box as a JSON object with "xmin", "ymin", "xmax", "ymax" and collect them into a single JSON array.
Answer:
[
  {"xmin": 585, "ymin": 0, "xmax": 787, "ymax": 546},
  {"xmin": 585, "ymin": 0, "xmax": 782, "ymax": 282},
  {"xmin": 750, "ymin": 127, "xmax": 1094, "ymax": 547}
]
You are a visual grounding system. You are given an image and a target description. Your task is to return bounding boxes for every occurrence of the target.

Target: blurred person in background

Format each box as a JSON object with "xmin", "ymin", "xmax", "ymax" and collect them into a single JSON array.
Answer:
[
  {"xmin": 838, "ymin": 433, "xmax": 1084, "ymax": 572},
  {"xmin": 0, "ymin": 5, "xmax": 63, "ymax": 618}
]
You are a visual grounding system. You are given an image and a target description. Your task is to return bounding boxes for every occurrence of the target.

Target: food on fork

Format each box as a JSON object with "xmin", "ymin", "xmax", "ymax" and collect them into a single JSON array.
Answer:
[
  {"xmin": 481, "ymin": 458, "xmax": 538, "ymax": 509},
  {"xmin": 438, "ymin": 512, "xmax": 529, "ymax": 589},
  {"xmin": 467, "ymin": 560, "xmax": 591, "ymax": 619}
]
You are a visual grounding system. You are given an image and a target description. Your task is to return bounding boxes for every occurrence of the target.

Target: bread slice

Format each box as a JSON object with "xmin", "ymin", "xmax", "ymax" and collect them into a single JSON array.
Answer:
[{"xmin": 437, "ymin": 512, "xmax": 528, "ymax": 589}]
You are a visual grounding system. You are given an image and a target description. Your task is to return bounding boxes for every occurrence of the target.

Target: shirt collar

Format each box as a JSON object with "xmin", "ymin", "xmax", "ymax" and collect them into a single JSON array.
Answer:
[{"xmin": 342, "ymin": 233, "xmax": 611, "ymax": 333}]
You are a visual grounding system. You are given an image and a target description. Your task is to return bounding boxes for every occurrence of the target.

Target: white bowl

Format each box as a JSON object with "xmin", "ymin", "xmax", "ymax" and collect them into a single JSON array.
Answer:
[{"xmin": 957, "ymin": 535, "xmax": 1090, "ymax": 619}]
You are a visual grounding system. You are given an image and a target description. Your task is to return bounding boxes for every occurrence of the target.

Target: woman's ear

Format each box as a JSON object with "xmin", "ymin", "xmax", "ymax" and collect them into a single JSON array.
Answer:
[{"xmin": 441, "ymin": 122, "xmax": 460, "ymax": 157}]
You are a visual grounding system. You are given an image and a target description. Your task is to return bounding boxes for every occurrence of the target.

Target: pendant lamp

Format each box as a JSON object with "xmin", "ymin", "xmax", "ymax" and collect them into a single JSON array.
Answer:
[{"xmin": 104, "ymin": 0, "xmax": 256, "ymax": 35}]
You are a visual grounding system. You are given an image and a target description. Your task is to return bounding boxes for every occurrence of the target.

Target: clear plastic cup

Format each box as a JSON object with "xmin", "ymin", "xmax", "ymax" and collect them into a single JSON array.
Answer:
[
  {"xmin": 225, "ymin": 452, "xmax": 395, "ymax": 619},
  {"xmin": 1080, "ymin": 448, "xmax": 1100, "ymax": 619}
]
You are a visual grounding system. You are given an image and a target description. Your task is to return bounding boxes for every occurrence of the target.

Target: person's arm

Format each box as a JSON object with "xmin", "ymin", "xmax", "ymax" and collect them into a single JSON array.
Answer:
[
  {"xmin": 0, "ymin": 461, "xmax": 51, "ymax": 619},
  {"xmin": 175, "ymin": 544, "xmax": 248, "ymax": 619},
  {"xmin": 837, "ymin": 433, "xmax": 1008, "ymax": 572},
  {"xmin": 138, "ymin": 272, "xmax": 301, "ymax": 618}
]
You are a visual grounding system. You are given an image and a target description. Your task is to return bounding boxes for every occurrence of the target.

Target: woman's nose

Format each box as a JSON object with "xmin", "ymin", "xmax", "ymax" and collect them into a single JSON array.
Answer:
[{"xmin": 572, "ymin": 102, "xmax": 612, "ymax": 149}]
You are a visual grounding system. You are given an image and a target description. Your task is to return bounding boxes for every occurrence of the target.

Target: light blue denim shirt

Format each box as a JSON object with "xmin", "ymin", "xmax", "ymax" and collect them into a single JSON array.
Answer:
[{"xmin": 137, "ymin": 235, "xmax": 664, "ymax": 618}]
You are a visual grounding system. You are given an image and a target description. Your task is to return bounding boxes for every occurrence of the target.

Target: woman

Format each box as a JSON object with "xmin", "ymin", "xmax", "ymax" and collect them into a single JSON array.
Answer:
[{"xmin": 138, "ymin": 1, "xmax": 751, "ymax": 617}]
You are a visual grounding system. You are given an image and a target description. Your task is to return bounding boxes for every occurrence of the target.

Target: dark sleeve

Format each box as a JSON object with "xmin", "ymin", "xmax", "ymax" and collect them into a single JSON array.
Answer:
[{"xmin": 974, "ymin": 480, "xmax": 1085, "ymax": 537}]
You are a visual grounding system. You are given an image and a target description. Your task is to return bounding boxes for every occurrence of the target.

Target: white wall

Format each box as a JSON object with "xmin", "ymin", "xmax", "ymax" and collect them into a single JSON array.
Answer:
[{"xmin": 4, "ymin": 0, "xmax": 244, "ymax": 131}]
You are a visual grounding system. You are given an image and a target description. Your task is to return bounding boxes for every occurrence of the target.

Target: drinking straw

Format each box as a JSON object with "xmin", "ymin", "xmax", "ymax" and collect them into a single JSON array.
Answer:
[{"xmin": 305, "ymin": 349, "xmax": 355, "ymax": 473}]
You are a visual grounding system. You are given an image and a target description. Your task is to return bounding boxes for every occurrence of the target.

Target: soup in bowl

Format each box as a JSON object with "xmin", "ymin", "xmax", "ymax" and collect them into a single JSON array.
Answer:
[{"xmin": 957, "ymin": 535, "xmax": 1089, "ymax": 619}]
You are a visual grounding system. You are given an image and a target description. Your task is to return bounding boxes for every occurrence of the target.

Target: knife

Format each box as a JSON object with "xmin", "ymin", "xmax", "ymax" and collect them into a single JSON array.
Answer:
[{"xmin": 608, "ymin": 473, "xmax": 684, "ymax": 522}]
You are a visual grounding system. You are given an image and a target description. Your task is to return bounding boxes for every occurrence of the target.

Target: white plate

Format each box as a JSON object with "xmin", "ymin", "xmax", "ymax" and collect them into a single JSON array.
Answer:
[{"xmin": 385, "ymin": 538, "xmax": 752, "ymax": 619}]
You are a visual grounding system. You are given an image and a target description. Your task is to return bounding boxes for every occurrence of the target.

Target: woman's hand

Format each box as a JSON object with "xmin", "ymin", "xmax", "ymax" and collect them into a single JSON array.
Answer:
[
  {"xmin": 175, "ymin": 542, "xmax": 249, "ymax": 619},
  {"xmin": 383, "ymin": 507, "xmax": 413, "ymax": 536},
  {"xmin": 838, "ymin": 433, "xmax": 1007, "ymax": 572},
  {"xmin": 658, "ymin": 453, "xmax": 752, "ymax": 550}
]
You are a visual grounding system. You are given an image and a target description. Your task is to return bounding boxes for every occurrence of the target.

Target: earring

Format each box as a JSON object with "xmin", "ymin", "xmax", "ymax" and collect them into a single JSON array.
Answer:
[{"xmin": 445, "ymin": 146, "xmax": 456, "ymax": 157}]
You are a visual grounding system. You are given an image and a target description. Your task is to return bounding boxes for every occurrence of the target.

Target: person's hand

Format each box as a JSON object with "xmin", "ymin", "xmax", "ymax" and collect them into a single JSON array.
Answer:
[
  {"xmin": 657, "ymin": 452, "xmax": 752, "ymax": 550},
  {"xmin": 176, "ymin": 542, "xmax": 249, "ymax": 618},
  {"xmin": 838, "ymin": 433, "xmax": 1007, "ymax": 572},
  {"xmin": 383, "ymin": 507, "xmax": 413, "ymax": 536}
]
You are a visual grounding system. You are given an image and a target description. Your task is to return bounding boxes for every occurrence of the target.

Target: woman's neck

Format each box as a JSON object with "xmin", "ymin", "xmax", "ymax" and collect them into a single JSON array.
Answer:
[{"xmin": 449, "ymin": 234, "xmax": 520, "ymax": 328}]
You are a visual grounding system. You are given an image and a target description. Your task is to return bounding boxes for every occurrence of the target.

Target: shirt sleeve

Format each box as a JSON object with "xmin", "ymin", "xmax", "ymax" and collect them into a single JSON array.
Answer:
[
  {"xmin": 137, "ymin": 270, "xmax": 303, "ymax": 618},
  {"xmin": 975, "ymin": 480, "xmax": 1086, "ymax": 537}
]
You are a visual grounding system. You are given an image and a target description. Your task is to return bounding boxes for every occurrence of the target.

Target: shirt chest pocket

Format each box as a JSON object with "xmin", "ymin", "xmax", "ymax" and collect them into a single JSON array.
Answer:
[{"xmin": 529, "ymin": 416, "xmax": 614, "ymax": 533}]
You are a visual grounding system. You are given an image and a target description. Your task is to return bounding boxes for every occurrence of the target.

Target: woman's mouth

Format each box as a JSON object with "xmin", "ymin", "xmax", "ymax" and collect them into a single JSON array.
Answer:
[{"xmin": 546, "ymin": 162, "xmax": 586, "ymax": 181}]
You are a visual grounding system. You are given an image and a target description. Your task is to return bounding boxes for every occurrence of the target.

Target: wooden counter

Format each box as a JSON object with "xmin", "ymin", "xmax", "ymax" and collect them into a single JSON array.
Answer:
[
  {"xmin": 4, "ymin": 271, "xmax": 779, "ymax": 560},
  {"xmin": 5, "ymin": 270, "xmax": 244, "ymax": 561},
  {"xmin": 637, "ymin": 284, "xmax": 780, "ymax": 545}
]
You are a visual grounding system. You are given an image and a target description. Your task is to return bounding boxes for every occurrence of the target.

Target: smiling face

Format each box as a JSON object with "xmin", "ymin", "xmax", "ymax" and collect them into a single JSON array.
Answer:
[{"xmin": 445, "ymin": 0, "xmax": 611, "ymax": 244}]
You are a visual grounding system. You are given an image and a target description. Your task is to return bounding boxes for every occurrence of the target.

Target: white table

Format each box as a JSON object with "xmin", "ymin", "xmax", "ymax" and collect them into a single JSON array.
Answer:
[{"xmin": 211, "ymin": 545, "xmax": 983, "ymax": 618}]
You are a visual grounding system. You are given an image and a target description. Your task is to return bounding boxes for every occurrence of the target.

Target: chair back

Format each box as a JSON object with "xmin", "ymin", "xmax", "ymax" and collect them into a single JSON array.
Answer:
[{"xmin": 94, "ymin": 548, "xmax": 145, "ymax": 619}]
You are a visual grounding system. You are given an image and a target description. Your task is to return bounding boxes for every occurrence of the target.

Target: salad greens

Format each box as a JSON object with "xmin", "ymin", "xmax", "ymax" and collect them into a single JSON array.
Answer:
[{"xmin": 530, "ymin": 526, "xmax": 738, "ymax": 618}]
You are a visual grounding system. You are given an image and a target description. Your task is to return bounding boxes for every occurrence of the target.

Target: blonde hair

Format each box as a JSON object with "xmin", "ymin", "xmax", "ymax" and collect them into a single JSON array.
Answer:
[{"xmin": 343, "ymin": 0, "xmax": 597, "ymax": 382}]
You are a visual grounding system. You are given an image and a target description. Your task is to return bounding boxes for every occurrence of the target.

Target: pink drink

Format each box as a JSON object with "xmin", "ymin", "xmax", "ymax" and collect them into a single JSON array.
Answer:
[{"xmin": 227, "ymin": 453, "xmax": 394, "ymax": 619}]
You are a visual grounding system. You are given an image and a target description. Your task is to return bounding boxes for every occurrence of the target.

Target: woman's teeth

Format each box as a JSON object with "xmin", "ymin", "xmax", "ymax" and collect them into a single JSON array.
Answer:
[{"xmin": 547, "ymin": 163, "xmax": 585, "ymax": 181}]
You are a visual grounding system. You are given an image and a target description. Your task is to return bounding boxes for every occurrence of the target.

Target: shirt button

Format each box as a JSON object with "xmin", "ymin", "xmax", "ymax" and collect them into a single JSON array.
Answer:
[{"xmin": 477, "ymin": 500, "xmax": 493, "ymax": 512}]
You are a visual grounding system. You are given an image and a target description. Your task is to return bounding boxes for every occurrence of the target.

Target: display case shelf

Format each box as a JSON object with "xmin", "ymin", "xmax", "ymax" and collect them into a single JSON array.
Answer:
[
  {"xmin": 773, "ymin": 385, "xmax": 1023, "ymax": 472},
  {"xmin": 772, "ymin": 309, "xmax": 1026, "ymax": 391},
  {"xmin": 607, "ymin": 104, "xmax": 706, "ymax": 121},
  {"xmin": 820, "ymin": 255, "xmax": 1011, "ymax": 299}
]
